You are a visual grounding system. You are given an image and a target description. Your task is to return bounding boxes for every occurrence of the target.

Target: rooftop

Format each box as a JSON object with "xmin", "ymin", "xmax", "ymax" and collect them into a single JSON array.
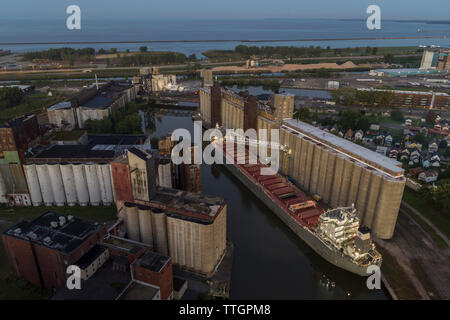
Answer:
[
  {"xmin": 74, "ymin": 244, "xmax": 107, "ymax": 269},
  {"xmin": 283, "ymin": 119, "xmax": 404, "ymax": 177},
  {"xmin": 133, "ymin": 251, "xmax": 170, "ymax": 273},
  {"xmin": 3, "ymin": 211, "xmax": 104, "ymax": 255},
  {"xmin": 117, "ymin": 281, "xmax": 160, "ymax": 300}
]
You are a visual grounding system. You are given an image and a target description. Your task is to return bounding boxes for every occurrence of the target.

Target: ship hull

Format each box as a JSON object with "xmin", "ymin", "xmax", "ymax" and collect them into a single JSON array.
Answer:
[{"xmin": 223, "ymin": 162, "xmax": 372, "ymax": 277}]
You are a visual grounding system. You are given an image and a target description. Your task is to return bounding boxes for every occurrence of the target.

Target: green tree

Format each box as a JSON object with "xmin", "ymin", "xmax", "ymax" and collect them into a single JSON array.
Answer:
[
  {"xmin": 293, "ymin": 107, "xmax": 311, "ymax": 121},
  {"xmin": 139, "ymin": 46, "xmax": 148, "ymax": 53},
  {"xmin": 391, "ymin": 110, "xmax": 404, "ymax": 122}
]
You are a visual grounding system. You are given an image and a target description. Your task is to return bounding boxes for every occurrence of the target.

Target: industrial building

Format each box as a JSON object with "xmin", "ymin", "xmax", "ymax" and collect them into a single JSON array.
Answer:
[
  {"xmin": 23, "ymin": 135, "xmax": 149, "ymax": 207},
  {"xmin": 47, "ymin": 81, "xmax": 138, "ymax": 129},
  {"xmin": 0, "ymin": 114, "xmax": 42, "ymax": 205},
  {"xmin": 420, "ymin": 48, "xmax": 450, "ymax": 71},
  {"xmin": 2, "ymin": 211, "xmax": 106, "ymax": 289},
  {"xmin": 111, "ymin": 147, "xmax": 227, "ymax": 276},
  {"xmin": 199, "ymin": 83, "xmax": 406, "ymax": 239},
  {"xmin": 134, "ymin": 67, "xmax": 178, "ymax": 95},
  {"xmin": 279, "ymin": 120, "xmax": 405, "ymax": 239}
]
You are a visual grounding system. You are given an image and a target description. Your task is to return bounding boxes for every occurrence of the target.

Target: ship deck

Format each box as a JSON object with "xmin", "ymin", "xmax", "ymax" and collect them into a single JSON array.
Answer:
[{"xmin": 220, "ymin": 143, "xmax": 324, "ymax": 230}]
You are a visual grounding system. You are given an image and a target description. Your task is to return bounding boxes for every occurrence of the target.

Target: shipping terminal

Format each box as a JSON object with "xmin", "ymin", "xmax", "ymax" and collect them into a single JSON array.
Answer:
[{"xmin": 216, "ymin": 141, "xmax": 382, "ymax": 276}]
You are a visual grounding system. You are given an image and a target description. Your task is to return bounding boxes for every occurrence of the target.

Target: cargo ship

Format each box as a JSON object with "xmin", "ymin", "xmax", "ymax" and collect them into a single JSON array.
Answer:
[{"xmin": 217, "ymin": 142, "xmax": 382, "ymax": 276}]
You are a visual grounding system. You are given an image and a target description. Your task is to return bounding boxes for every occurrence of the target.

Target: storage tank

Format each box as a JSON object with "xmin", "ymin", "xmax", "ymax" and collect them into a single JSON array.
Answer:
[
  {"xmin": 85, "ymin": 164, "xmax": 101, "ymax": 206},
  {"xmin": 60, "ymin": 164, "xmax": 77, "ymax": 206},
  {"xmin": 303, "ymin": 140, "xmax": 314, "ymax": 191},
  {"xmin": 23, "ymin": 164, "xmax": 42, "ymax": 206},
  {"xmin": 362, "ymin": 170, "xmax": 383, "ymax": 228},
  {"xmin": 330, "ymin": 155, "xmax": 345, "ymax": 208},
  {"xmin": 371, "ymin": 176, "xmax": 406, "ymax": 239},
  {"xmin": 35, "ymin": 164, "xmax": 54, "ymax": 206},
  {"xmin": 322, "ymin": 151, "xmax": 337, "ymax": 204},
  {"xmin": 0, "ymin": 171, "xmax": 8, "ymax": 204},
  {"xmin": 101, "ymin": 164, "xmax": 114, "ymax": 205},
  {"xmin": 138, "ymin": 205, "xmax": 153, "ymax": 245},
  {"xmin": 338, "ymin": 158, "xmax": 354, "ymax": 206},
  {"xmin": 158, "ymin": 160, "xmax": 172, "ymax": 188},
  {"xmin": 309, "ymin": 144, "xmax": 322, "ymax": 195},
  {"xmin": 48, "ymin": 164, "xmax": 66, "ymax": 206},
  {"xmin": 72, "ymin": 164, "xmax": 89, "ymax": 206},
  {"xmin": 126, "ymin": 203, "xmax": 140, "ymax": 241},
  {"xmin": 316, "ymin": 147, "xmax": 329, "ymax": 199},
  {"xmin": 355, "ymin": 167, "xmax": 372, "ymax": 220},
  {"xmin": 152, "ymin": 208, "xmax": 169, "ymax": 256},
  {"xmin": 346, "ymin": 162, "xmax": 363, "ymax": 207},
  {"xmin": 96, "ymin": 164, "xmax": 108, "ymax": 205}
]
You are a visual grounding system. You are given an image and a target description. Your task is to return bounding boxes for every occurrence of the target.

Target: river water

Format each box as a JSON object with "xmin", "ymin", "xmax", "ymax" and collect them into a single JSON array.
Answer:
[{"xmin": 143, "ymin": 109, "xmax": 388, "ymax": 299}]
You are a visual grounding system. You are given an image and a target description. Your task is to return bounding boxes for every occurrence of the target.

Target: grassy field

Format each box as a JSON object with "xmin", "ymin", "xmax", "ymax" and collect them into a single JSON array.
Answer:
[
  {"xmin": 400, "ymin": 205, "xmax": 448, "ymax": 249},
  {"xmin": 0, "ymin": 205, "xmax": 117, "ymax": 300},
  {"xmin": 402, "ymin": 187, "xmax": 450, "ymax": 239},
  {"xmin": 377, "ymin": 246, "xmax": 422, "ymax": 300}
]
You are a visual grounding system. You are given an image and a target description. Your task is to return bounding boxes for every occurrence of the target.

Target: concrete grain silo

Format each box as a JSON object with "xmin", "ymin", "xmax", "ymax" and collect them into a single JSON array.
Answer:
[
  {"xmin": 126, "ymin": 203, "xmax": 140, "ymax": 241},
  {"xmin": 85, "ymin": 164, "xmax": 101, "ymax": 206},
  {"xmin": 23, "ymin": 164, "xmax": 43, "ymax": 206},
  {"xmin": 316, "ymin": 147, "xmax": 329, "ymax": 199},
  {"xmin": 158, "ymin": 161, "xmax": 172, "ymax": 188},
  {"xmin": 96, "ymin": 164, "xmax": 108, "ymax": 205},
  {"xmin": 371, "ymin": 176, "xmax": 406, "ymax": 239},
  {"xmin": 346, "ymin": 162, "xmax": 363, "ymax": 207},
  {"xmin": 60, "ymin": 163, "xmax": 77, "ymax": 206},
  {"xmin": 303, "ymin": 140, "xmax": 314, "ymax": 190},
  {"xmin": 152, "ymin": 208, "xmax": 169, "ymax": 256},
  {"xmin": 138, "ymin": 205, "xmax": 153, "ymax": 245},
  {"xmin": 48, "ymin": 164, "xmax": 66, "ymax": 206},
  {"xmin": 72, "ymin": 164, "xmax": 90, "ymax": 206},
  {"xmin": 322, "ymin": 151, "xmax": 337, "ymax": 204},
  {"xmin": 355, "ymin": 167, "xmax": 372, "ymax": 220},
  {"xmin": 338, "ymin": 158, "xmax": 354, "ymax": 206},
  {"xmin": 330, "ymin": 155, "xmax": 345, "ymax": 208},
  {"xmin": 309, "ymin": 144, "xmax": 322, "ymax": 195},
  {"xmin": 362, "ymin": 170, "xmax": 383, "ymax": 228},
  {"xmin": 35, "ymin": 164, "xmax": 54, "ymax": 206},
  {"xmin": 101, "ymin": 164, "xmax": 114, "ymax": 205}
]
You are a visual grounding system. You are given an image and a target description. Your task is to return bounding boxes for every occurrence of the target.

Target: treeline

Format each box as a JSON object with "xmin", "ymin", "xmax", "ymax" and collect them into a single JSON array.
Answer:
[
  {"xmin": 84, "ymin": 102, "xmax": 142, "ymax": 134},
  {"xmin": 118, "ymin": 52, "xmax": 187, "ymax": 67},
  {"xmin": 204, "ymin": 45, "xmax": 383, "ymax": 60},
  {"xmin": 331, "ymin": 87, "xmax": 396, "ymax": 108},
  {"xmin": 220, "ymin": 78, "xmax": 280, "ymax": 90},
  {"xmin": 23, "ymin": 48, "xmax": 96, "ymax": 61},
  {"xmin": 0, "ymin": 87, "xmax": 23, "ymax": 109}
]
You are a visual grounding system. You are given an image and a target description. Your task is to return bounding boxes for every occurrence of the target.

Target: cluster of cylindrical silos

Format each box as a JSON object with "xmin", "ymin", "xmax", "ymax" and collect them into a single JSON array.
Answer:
[
  {"xmin": 23, "ymin": 163, "xmax": 115, "ymax": 207},
  {"xmin": 0, "ymin": 172, "xmax": 8, "ymax": 203},
  {"xmin": 279, "ymin": 128, "xmax": 405, "ymax": 239},
  {"xmin": 123, "ymin": 202, "xmax": 227, "ymax": 275},
  {"xmin": 124, "ymin": 203, "xmax": 169, "ymax": 256}
]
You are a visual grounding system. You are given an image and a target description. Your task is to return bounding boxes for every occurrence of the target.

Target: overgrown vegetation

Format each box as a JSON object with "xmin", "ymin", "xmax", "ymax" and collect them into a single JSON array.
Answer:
[
  {"xmin": 331, "ymin": 87, "xmax": 396, "ymax": 108},
  {"xmin": 220, "ymin": 78, "xmax": 280, "ymax": 91},
  {"xmin": 83, "ymin": 101, "xmax": 142, "ymax": 134}
]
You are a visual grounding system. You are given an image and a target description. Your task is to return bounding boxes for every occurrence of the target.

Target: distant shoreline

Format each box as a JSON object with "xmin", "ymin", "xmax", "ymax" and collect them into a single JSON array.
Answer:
[{"xmin": 0, "ymin": 35, "xmax": 449, "ymax": 46}]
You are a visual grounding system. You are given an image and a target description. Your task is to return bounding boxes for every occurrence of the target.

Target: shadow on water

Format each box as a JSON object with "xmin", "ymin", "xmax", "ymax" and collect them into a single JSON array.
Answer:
[{"xmin": 151, "ymin": 111, "xmax": 388, "ymax": 299}]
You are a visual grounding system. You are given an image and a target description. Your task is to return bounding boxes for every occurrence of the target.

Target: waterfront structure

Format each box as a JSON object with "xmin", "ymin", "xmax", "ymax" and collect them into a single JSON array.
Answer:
[
  {"xmin": 47, "ymin": 81, "xmax": 138, "ymax": 129},
  {"xmin": 199, "ymin": 83, "xmax": 405, "ymax": 239},
  {"xmin": 279, "ymin": 119, "xmax": 405, "ymax": 239},
  {"xmin": 0, "ymin": 114, "xmax": 41, "ymax": 205},
  {"xmin": 111, "ymin": 147, "xmax": 227, "ymax": 276},
  {"xmin": 2, "ymin": 211, "xmax": 107, "ymax": 289}
]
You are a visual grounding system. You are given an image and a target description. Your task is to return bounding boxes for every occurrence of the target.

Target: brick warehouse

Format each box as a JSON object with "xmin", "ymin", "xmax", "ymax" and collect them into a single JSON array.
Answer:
[{"xmin": 2, "ymin": 211, "xmax": 106, "ymax": 289}]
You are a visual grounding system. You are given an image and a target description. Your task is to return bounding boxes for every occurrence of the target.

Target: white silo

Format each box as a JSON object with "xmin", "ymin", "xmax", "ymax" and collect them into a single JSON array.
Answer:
[
  {"xmin": 158, "ymin": 160, "xmax": 172, "ymax": 188},
  {"xmin": 152, "ymin": 208, "xmax": 168, "ymax": 256},
  {"xmin": 96, "ymin": 164, "xmax": 108, "ymax": 205},
  {"xmin": 35, "ymin": 164, "xmax": 54, "ymax": 206},
  {"xmin": 72, "ymin": 164, "xmax": 89, "ymax": 206},
  {"xmin": 102, "ymin": 164, "xmax": 114, "ymax": 205},
  {"xmin": 48, "ymin": 164, "xmax": 66, "ymax": 206},
  {"xmin": 0, "ymin": 171, "xmax": 8, "ymax": 204},
  {"xmin": 138, "ymin": 205, "xmax": 153, "ymax": 245},
  {"xmin": 23, "ymin": 164, "xmax": 42, "ymax": 206},
  {"xmin": 60, "ymin": 164, "xmax": 77, "ymax": 206},
  {"xmin": 126, "ymin": 203, "xmax": 140, "ymax": 241},
  {"xmin": 85, "ymin": 164, "xmax": 101, "ymax": 206}
]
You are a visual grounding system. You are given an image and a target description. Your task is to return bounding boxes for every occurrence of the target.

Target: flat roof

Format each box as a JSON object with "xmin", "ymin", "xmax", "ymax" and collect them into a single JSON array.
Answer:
[
  {"xmin": 33, "ymin": 145, "xmax": 115, "ymax": 160},
  {"xmin": 283, "ymin": 119, "xmax": 404, "ymax": 176},
  {"xmin": 3, "ymin": 211, "xmax": 103, "ymax": 255},
  {"xmin": 74, "ymin": 244, "xmax": 107, "ymax": 269},
  {"xmin": 118, "ymin": 281, "xmax": 159, "ymax": 300},
  {"xmin": 133, "ymin": 251, "xmax": 170, "ymax": 273}
]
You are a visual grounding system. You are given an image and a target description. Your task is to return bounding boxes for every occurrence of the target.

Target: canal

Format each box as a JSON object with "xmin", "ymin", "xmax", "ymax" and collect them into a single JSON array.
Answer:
[{"xmin": 142, "ymin": 109, "xmax": 388, "ymax": 300}]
